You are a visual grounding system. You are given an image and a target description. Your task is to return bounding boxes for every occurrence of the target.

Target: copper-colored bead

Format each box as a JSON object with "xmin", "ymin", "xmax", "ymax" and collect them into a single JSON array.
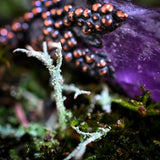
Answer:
[
  {"xmin": 60, "ymin": 38, "xmax": 66, "ymax": 44},
  {"xmin": 82, "ymin": 28, "xmax": 91, "ymax": 34},
  {"xmin": 93, "ymin": 15, "xmax": 99, "ymax": 21},
  {"xmin": 24, "ymin": 12, "xmax": 34, "ymax": 21},
  {"xmin": 7, "ymin": 32, "xmax": 14, "ymax": 39},
  {"xmin": 12, "ymin": 22, "xmax": 21, "ymax": 32},
  {"xmin": 42, "ymin": 11, "xmax": 51, "ymax": 19},
  {"xmin": 43, "ymin": 27, "xmax": 52, "ymax": 35},
  {"xmin": 99, "ymin": 68, "xmax": 107, "ymax": 76},
  {"xmin": 83, "ymin": 8, "xmax": 91, "ymax": 18},
  {"xmin": 95, "ymin": 24, "xmax": 102, "ymax": 31},
  {"xmin": 32, "ymin": 7, "xmax": 42, "ymax": 15},
  {"xmin": 63, "ymin": 18, "xmax": 72, "ymax": 27},
  {"xmin": 32, "ymin": 1, "xmax": 41, "ymax": 7},
  {"xmin": 65, "ymin": 52, "xmax": 72, "ymax": 62},
  {"xmin": 67, "ymin": 31, "xmax": 73, "ymax": 38},
  {"xmin": 63, "ymin": 44, "xmax": 70, "ymax": 51},
  {"xmin": 116, "ymin": 10, "xmax": 128, "ymax": 19},
  {"xmin": 56, "ymin": 9, "xmax": 63, "ymax": 16},
  {"xmin": 100, "ymin": 3, "xmax": 114, "ymax": 14},
  {"xmin": 76, "ymin": 60, "xmax": 80, "ymax": 66},
  {"xmin": 97, "ymin": 59, "xmax": 107, "ymax": 67},
  {"xmin": 68, "ymin": 11, "xmax": 74, "ymax": 21},
  {"xmin": 64, "ymin": 5, "xmax": 72, "ymax": 12},
  {"xmin": 73, "ymin": 49, "xmax": 83, "ymax": 58},
  {"xmin": 77, "ymin": 22, "xmax": 82, "ymax": 26},
  {"xmin": 51, "ymin": 30, "xmax": 59, "ymax": 38},
  {"xmin": 52, "ymin": 0, "xmax": 61, "ymax": 3},
  {"xmin": 0, "ymin": 28, "xmax": 8, "ymax": 36},
  {"xmin": 74, "ymin": 8, "xmax": 83, "ymax": 17},
  {"xmin": 44, "ymin": 19, "xmax": 53, "ymax": 27},
  {"xmin": 85, "ymin": 54, "xmax": 94, "ymax": 63},
  {"xmin": 101, "ymin": 18, "xmax": 112, "ymax": 27},
  {"xmin": 86, "ymin": 21, "xmax": 93, "ymax": 28},
  {"xmin": 64, "ymin": 32, "xmax": 69, "ymax": 39},
  {"xmin": 92, "ymin": 3, "xmax": 102, "ymax": 12},
  {"xmin": 50, "ymin": 9, "xmax": 56, "ymax": 16},
  {"xmin": 67, "ymin": 38, "xmax": 77, "ymax": 47},
  {"xmin": 64, "ymin": 31, "xmax": 73, "ymax": 39},
  {"xmin": 45, "ymin": 1, "xmax": 53, "ymax": 7},
  {"xmin": 54, "ymin": 20, "xmax": 63, "ymax": 29},
  {"xmin": 82, "ymin": 66, "xmax": 88, "ymax": 72}
]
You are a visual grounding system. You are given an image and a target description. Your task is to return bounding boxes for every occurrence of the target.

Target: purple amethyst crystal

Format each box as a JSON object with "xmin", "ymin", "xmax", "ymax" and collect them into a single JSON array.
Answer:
[{"xmin": 94, "ymin": 0, "xmax": 160, "ymax": 101}]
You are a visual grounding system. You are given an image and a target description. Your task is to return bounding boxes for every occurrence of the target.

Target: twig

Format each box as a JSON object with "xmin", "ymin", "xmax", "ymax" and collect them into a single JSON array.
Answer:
[{"xmin": 14, "ymin": 102, "xmax": 29, "ymax": 128}]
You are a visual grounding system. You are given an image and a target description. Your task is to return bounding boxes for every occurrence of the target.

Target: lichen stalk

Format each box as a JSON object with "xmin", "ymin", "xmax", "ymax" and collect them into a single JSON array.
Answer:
[
  {"xmin": 64, "ymin": 126, "xmax": 111, "ymax": 160},
  {"xmin": 14, "ymin": 42, "xmax": 67, "ymax": 133}
]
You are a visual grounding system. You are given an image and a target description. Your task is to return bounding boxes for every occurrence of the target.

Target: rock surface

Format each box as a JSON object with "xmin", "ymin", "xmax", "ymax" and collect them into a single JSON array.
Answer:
[{"xmin": 94, "ymin": 0, "xmax": 160, "ymax": 101}]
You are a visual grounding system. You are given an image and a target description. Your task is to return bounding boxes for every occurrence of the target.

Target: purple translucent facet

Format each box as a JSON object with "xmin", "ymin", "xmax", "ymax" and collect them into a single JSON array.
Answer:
[{"xmin": 94, "ymin": 0, "xmax": 160, "ymax": 101}]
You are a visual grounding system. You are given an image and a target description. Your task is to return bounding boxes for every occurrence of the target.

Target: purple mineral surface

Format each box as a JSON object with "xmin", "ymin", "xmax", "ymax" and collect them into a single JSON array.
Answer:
[{"xmin": 93, "ymin": 0, "xmax": 160, "ymax": 101}]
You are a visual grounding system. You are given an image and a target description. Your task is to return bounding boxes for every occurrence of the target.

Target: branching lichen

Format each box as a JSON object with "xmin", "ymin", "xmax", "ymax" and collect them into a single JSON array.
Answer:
[
  {"xmin": 14, "ymin": 42, "xmax": 67, "ymax": 133},
  {"xmin": 64, "ymin": 126, "xmax": 111, "ymax": 160},
  {"xmin": 63, "ymin": 84, "xmax": 91, "ymax": 99}
]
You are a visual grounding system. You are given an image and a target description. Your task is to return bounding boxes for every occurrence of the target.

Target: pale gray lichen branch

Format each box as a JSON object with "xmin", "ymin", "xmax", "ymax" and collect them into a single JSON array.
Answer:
[
  {"xmin": 64, "ymin": 126, "xmax": 111, "ymax": 160},
  {"xmin": 14, "ymin": 42, "xmax": 67, "ymax": 133},
  {"xmin": 63, "ymin": 84, "xmax": 91, "ymax": 99}
]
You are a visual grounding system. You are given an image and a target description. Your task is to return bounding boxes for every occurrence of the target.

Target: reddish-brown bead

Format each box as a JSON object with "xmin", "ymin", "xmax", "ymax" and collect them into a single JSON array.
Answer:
[
  {"xmin": 67, "ymin": 38, "xmax": 77, "ymax": 48},
  {"xmin": 50, "ymin": 9, "xmax": 56, "ymax": 16},
  {"xmin": 64, "ymin": 31, "xmax": 73, "ymax": 39},
  {"xmin": 32, "ymin": 7, "xmax": 42, "ymax": 15},
  {"xmin": 82, "ymin": 66, "xmax": 88, "ymax": 72},
  {"xmin": 51, "ymin": 30, "xmax": 59, "ymax": 38},
  {"xmin": 52, "ymin": 0, "xmax": 61, "ymax": 3},
  {"xmin": 45, "ymin": 1, "xmax": 53, "ymax": 7},
  {"xmin": 101, "ymin": 18, "xmax": 113, "ymax": 27},
  {"xmin": 65, "ymin": 52, "xmax": 72, "ymax": 62},
  {"xmin": 116, "ymin": 10, "xmax": 128, "ymax": 19},
  {"xmin": 12, "ymin": 22, "xmax": 21, "ymax": 32},
  {"xmin": 63, "ymin": 18, "xmax": 72, "ymax": 27},
  {"xmin": 54, "ymin": 21, "xmax": 63, "ymax": 29},
  {"xmin": 99, "ymin": 68, "xmax": 108, "ymax": 76},
  {"xmin": 83, "ymin": 8, "xmax": 91, "ymax": 18},
  {"xmin": 32, "ymin": 1, "xmax": 41, "ymax": 7},
  {"xmin": 92, "ymin": 3, "xmax": 102, "ymax": 12},
  {"xmin": 68, "ymin": 11, "xmax": 74, "ymax": 21},
  {"xmin": 95, "ymin": 24, "xmax": 102, "ymax": 31},
  {"xmin": 42, "ymin": 11, "xmax": 51, "ymax": 19},
  {"xmin": 93, "ymin": 15, "xmax": 99, "ymax": 21},
  {"xmin": 24, "ymin": 12, "xmax": 34, "ymax": 21},
  {"xmin": 0, "ymin": 28, "xmax": 8, "ymax": 36},
  {"xmin": 56, "ymin": 9, "xmax": 63, "ymax": 16},
  {"xmin": 85, "ymin": 54, "xmax": 95, "ymax": 63},
  {"xmin": 97, "ymin": 59, "xmax": 107, "ymax": 67},
  {"xmin": 63, "ymin": 44, "xmax": 70, "ymax": 51},
  {"xmin": 64, "ymin": 5, "xmax": 72, "ymax": 12},
  {"xmin": 100, "ymin": 3, "xmax": 114, "ymax": 14},
  {"xmin": 73, "ymin": 49, "xmax": 83, "ymax": 58},
  {"xmin": 82, "ymin": 28, "xmax": 91, "ymax": 34},
  {"xmin": 74, "ymin": 8, "xmax": 83, "ymax": 17},
  {"xmin": 86, "ymin": 21, "xmax": 93, "ymax": 28},
  {"xmin": 43, "ymin": 27, "xmax": 52, "ymax": 36},
  {"xmin": 7, "ymin": 32, "xmax": 14, "ymax": 39},
  {"xmin": 60, "ymin": 38, "xmax": 66, "ymax": 44}
]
